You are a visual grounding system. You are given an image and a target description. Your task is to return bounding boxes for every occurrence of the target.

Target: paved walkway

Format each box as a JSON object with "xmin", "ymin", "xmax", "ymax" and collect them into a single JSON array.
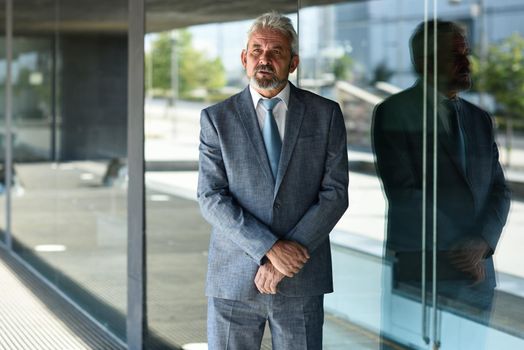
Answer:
[
  {"xmin": 0, "ymin": 247, "xmax": 125, "ymax": 350},
  {"xmin": 6, "ymin": 162, "xmax": 404, "ymax": 350}
]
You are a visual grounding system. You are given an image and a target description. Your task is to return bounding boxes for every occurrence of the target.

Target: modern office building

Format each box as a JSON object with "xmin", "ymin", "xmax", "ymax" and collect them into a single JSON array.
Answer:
[{"xmin": 1, "ymin": 0, "xmax": 524, "ymax": 349}]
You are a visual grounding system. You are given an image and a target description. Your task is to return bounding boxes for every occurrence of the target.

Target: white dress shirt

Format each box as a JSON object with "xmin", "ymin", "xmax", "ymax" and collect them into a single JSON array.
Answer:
[{"xmin": 249, "ymin": 83, "xmax": 290, "ymax": 141}]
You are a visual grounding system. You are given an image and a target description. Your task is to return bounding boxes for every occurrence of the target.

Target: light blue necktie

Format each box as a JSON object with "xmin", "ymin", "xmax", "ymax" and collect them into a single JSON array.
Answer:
[{"xmin": 261, "ymin": 98, "xmax": 282, "ymax": 182}]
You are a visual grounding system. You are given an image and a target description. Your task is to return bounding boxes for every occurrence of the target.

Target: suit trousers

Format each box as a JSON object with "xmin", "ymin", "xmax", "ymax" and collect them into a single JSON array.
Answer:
[{"xmin": 207, "ymin": 294, "xmax": 324, "ymax": 350}]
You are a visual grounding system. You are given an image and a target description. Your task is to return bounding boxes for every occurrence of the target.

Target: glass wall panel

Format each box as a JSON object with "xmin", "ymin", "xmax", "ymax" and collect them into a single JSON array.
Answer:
[
  {"xmin": 298, "ymin": 0, "xmax": 524, "ymax": 349},
  {"xmin": 9, "ymin": 0, "xmax": 128, "ymax": 340},
  {"xmin": 0, "ymin": 0, "xmax": 6, "ymax": 245},
  {"xmin": 299, "ymin": 0, "xmax": 430, "ymax": 348},
  {"xmin": 143, "ymin": 0, "xmax": 524, "ymax": 349},
  {"xmin": 144, "ymin": 1, "xmax": 297, "ymax": 348},
  {"xmin": 430, "ymin": 1, "xmax": 524, "ymax": 349}
]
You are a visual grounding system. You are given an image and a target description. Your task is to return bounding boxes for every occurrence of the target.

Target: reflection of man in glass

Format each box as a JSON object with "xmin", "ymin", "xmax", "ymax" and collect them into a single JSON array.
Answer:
[
  {"xmin": 373, "ymin": 20, "xmax": 511, "ymax": 318},
  {"xmin": 198, "ymin": 12, "xmax": 348, "ymax": 350}
]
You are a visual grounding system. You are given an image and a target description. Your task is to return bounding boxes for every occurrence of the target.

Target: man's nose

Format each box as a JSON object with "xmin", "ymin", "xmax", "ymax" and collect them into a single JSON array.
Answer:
[
  {"xmin": 259, "ymin": 51, "xmax": 272, "ymax": 64},
  {"xmin": 460, "ymin": 54, "xmax": 470, "ymax": 68}
]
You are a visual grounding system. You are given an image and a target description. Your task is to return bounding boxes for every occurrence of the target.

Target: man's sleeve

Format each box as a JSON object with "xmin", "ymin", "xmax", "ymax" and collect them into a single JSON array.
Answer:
[
  {"xmin": 197, "ymin": 109, "xmax": 278, "ymax": 264},
  {"xmin": 477, "ymin": 113, "xmax": 511, "ymax": 255},
  {"xmin": 372, "ymin": 102, "xmax": 423, "ymax": 210},
  {"xmin": 285, "ymin": 104, "xmax": 349, "ymax": 253}
]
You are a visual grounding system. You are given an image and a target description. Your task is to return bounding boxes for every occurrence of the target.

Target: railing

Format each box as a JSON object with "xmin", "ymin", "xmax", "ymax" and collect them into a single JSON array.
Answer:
[{"xmin": 327, "ymin": 230, "xmax": 524, "ymax": 350}]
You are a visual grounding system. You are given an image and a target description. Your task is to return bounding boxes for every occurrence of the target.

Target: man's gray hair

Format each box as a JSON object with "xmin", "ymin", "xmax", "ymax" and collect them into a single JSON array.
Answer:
[{"xmin": 247, "ymin": 12, "xmax": 298, "ymax": 56}]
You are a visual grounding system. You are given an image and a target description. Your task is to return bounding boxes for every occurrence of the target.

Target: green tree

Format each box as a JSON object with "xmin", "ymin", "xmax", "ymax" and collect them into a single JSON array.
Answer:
[
  {"xmin": 332, "ymin": 55, "xmax": 354, "ymax": 81},
  {"xmin": 149, "ymin": 32, "xmax": 172, "ymax": 91},
  {"xmin": 471, "ymin": 33, "xmax": 524, "ymax": 166},
  {"xmin": 147, "ymin": 29, "xmax": 226, "ymax": 99},
  {"xmin": 177, "ymin": 30, "xmax": 226, "ymax": 97}
]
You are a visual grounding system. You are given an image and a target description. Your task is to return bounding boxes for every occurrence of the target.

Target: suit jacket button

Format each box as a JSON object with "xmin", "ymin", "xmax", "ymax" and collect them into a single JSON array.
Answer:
[{"xmin": 274, "ymin": 203, "xmax": 281, "ymax": 210}]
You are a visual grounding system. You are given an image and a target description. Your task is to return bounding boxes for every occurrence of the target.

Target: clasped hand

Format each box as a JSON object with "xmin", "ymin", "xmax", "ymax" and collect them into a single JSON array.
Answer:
[
  {"xmin": 254, "ymin": 240, "xmax": 309, "ymax": 294},
  {"xmin": 266, "ymin": 240, "xmax": 310, "ymax": 277},
  {"xmin": 449, "ymin": 237, "xmax": 490, "ymax": 284},
  {"xmin": 254, "ymin": 260, "xmax": 285, "ymax": 294}
]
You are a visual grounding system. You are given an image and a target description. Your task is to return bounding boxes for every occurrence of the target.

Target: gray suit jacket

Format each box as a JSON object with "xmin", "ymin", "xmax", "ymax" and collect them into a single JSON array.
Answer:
[
  {"xmin": 198, "ymin": 83, "xmax": 349, "ymax": 300},
  {"xmin": 373, "ymin": 82, "xmax": 511, "ymax": 292}
]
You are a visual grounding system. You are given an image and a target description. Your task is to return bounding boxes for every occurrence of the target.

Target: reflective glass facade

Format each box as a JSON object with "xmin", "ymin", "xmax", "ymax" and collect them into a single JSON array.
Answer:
[
  {"xmin": 1, "ymin": 0, "xmax": 128, "ymax": 340},
  {"xmin": 1, "ymin": 0, "xmax": 524, "ymax": 349}
]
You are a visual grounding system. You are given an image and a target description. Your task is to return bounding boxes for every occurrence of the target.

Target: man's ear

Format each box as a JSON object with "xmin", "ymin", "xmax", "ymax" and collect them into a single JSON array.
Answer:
[
  {"xmin": 413, "ymin": 58, "xmax": 423, "ymax": 75},
  {"xmin": 241, "ymin": 49, "xmax": 247, "ymax": 69},
  {"xmin": 288, "ymin": 55, "xmax": 299, "ymax": 74},
  {"xmin": 414, "ymin": 57, "xmax": 435, "ymax": 76}
]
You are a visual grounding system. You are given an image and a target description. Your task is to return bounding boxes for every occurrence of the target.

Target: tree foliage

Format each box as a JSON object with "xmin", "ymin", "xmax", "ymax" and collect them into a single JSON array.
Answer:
[
  {"xmin": 177, "ymin": 30, "xmax": 226, "ymax": 96},
  {"xmin": 148, "ymin": 32, "xmax": 172, "ymax": 91},
  {"xmin": 147, "ymin": 29, "xmax": 226, "ymax": 98},
  {"xmin": 332, "ymin": 55, "xmax": 354, "ymax": 81},
  {"xmin": 472, "ymin": 33, "xmax": 524, "ymax": 122}
]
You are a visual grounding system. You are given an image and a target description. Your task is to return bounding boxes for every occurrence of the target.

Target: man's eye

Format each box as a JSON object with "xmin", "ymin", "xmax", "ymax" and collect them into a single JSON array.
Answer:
[{"xmin": 273, "ymin": 50, "xmax": 281, "ymax": 55}]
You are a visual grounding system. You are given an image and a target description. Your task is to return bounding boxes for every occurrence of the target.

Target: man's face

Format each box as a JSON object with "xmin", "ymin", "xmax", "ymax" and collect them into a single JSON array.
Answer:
[
  {"xmin": 241, "ymin": 29, "xmax": 299, "ymax": 97},
  {"xmin": 436, "ymin": 33, "xmax": 472, "ymax": 93}
]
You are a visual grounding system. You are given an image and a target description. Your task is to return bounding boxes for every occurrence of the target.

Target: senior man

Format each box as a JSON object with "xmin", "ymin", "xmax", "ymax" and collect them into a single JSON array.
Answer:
[
  {"xmin": 373, "ymin": 20, "xmax": 510, "ymax": 320},
  {"xmin": 198, "ymin": 11, "xmax": 349, "ymax": 350}
]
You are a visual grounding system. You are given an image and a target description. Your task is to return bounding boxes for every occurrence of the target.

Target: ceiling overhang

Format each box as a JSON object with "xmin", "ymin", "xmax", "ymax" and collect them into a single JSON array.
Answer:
[{"xmin": 0, "ymin": 0, "xmax": 356, "ymax": 34}]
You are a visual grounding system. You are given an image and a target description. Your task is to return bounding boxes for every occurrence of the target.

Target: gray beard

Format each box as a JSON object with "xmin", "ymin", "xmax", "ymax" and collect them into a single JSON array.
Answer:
[{"xmin": 250, "ymin": 75, "xmax": 287, "ymax": 91}]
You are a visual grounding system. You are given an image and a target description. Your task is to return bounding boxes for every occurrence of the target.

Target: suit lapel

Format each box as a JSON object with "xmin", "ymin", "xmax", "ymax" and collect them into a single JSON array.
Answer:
[
  {"xmin": 458, "ymin": 102, "xmax": 475, "ymax": 189},
  {"xmin": 406, "ymin": 82, "xmax": 475, "ymax": 191},
  {"xmin": 412, "ymin": 82, "xmax": 472, "ymax": 189},
  {"xmin": 274, "ymin": 84, "xmax": 305, "ymax": 197},
  {"xmin": 235, "ymin": 87, "xmax": 275, "ymax": 185}
]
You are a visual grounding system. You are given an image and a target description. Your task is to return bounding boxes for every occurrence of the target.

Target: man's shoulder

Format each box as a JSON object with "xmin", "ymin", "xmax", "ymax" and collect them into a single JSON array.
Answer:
[
  {"xmin": 203, "ymin": 84, "xmax": 341, "ymax": 114},
  {"xmin": 459, "ymin": 98, "xmax": 495, "ymax": 134},
  {"xmin": 202, "ymin": 88, "xmax": 246, "ymax": 116},
  {"xmin": 460, "ymin": 97, "xmax": 490, "ymax": 117},
  {"xmin": 372, "ymin": 84, "xmax": 425, "ymax": 134},
  {"xmin": 292, "ymin": 84, "xmax": 340, "ymax": 109},
  {"xmin": 377, "ymin": 84, "xmax": 419, "ymax": 110},
  {"xmin": 373, "ymin": 85, "xmax": 419, "ymax": 128}
]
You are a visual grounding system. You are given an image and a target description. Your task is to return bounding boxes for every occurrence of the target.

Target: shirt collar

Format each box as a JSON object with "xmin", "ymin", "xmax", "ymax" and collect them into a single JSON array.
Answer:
[
  {"xmin": 249, "ymin": 82, "xmax": 290, "ymax": 110},
  {"xmin": 421, "ymin": 80, "xmax": 461, "ymax": 110}
]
